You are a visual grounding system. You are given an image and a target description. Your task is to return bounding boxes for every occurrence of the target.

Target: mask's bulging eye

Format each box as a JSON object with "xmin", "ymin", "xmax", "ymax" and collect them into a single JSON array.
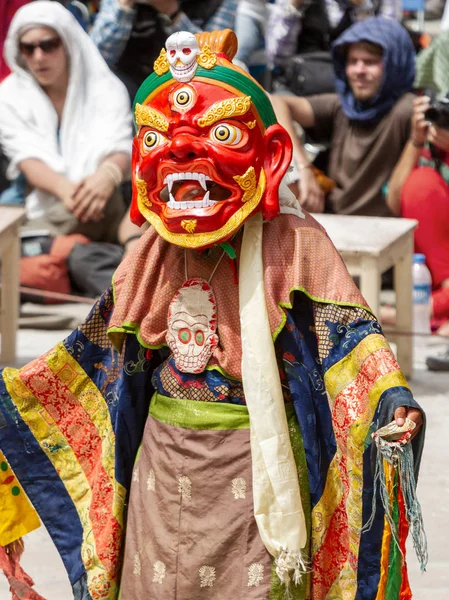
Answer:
[
  {"xmin": 211, "ymin": 123, "xmax": 243, "ymax": 145},
  {"xmin": 142, "ymin": 130, "xmax": 166, "ymax": 151},
  {"xmin": 172, "ymin": 85, "xmax": 196, "ymax": 111}
]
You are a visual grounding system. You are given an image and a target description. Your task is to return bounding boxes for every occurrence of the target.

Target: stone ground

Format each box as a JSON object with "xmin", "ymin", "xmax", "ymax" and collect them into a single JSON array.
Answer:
[{"xmin": 1, "ymin": 299, "xmax": 448, "ymax": 599}]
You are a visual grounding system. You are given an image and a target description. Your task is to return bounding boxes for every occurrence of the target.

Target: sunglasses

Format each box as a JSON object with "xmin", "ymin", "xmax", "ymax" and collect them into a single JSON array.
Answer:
[{"xmin": 19, "ymin": 37, "xmax": 62, "ymax": 57}]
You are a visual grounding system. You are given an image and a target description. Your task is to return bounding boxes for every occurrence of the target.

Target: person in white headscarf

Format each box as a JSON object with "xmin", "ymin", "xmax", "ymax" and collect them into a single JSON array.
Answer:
[{"xmin": 0, "ymin": 0, "xmax": 133, "ymax": 242}]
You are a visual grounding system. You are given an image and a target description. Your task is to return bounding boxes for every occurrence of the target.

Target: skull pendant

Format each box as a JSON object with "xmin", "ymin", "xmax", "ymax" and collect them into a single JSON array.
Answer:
[
  {"xmin": 166, "ymin": 278, "xmax": 218, "ymax": 373},
  {"xmin": 165, "ymin": 31, "xmax": 200, "ymax": 83}
]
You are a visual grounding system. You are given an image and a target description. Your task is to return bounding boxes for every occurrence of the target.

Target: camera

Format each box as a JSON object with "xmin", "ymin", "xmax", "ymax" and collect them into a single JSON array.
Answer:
[{"xmin": 424, "ymin": 97, "xmax": 449, "ymax": 129}]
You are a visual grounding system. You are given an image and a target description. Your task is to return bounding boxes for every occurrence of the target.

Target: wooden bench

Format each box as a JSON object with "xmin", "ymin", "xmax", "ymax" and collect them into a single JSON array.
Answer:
[
  {"xmin": 314, "ymin": 214, "xmax": 417, "ymax": 377},
  {"xmin": 0, "ymin": 207, "xmax": 26, "ymax": 365}
]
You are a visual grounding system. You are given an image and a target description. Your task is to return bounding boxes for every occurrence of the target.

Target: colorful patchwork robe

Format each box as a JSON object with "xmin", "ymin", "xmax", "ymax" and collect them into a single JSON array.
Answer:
[{"xmin": 0, "ymin": 213, "xmax": 424, "ymax": 599}]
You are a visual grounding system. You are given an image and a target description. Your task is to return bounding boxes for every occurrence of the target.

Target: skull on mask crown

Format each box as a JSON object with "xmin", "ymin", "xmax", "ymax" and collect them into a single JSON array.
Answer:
[{"xmin": 165, "ymin": 31, "xmax": 200, "ymax": 83}]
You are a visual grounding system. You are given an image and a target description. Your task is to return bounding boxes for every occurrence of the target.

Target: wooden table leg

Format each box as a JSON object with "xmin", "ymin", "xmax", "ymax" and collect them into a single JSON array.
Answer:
[
  {"xmin": 359, "ymin": 257, "xmax": 381, "ymax": 319},
  {"xmin": 0, "ymin": 231, "xmax": 20, "ymax": 364},
  {"xmin": 392, "ymin": 235, "xmax": 414, "ymax": 378}
]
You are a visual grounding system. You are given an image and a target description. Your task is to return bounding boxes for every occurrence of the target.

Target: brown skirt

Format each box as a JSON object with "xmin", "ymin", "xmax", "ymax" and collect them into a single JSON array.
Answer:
[{"xmin": 120, "ymin": 393, "xmax": 311, "ymax": 600}]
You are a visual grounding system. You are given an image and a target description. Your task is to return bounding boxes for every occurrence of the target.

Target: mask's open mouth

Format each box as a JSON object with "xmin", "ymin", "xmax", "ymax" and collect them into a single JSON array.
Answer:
[{"xmin": 160, "ymin": 172, "xmax": 232, "ymax": 210}]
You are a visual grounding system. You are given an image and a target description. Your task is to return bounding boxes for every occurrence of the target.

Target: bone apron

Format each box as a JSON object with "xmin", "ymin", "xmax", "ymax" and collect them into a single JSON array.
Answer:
[{"xmin": 165, "ymin": 246, "xmax": 226, "ymax": 374}]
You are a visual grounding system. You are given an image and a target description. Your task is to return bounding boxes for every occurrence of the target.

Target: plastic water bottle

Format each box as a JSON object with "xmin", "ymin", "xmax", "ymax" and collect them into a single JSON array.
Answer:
[{"xmin": 412, "ymin": 254, "xmax": 432, "ymax": 335}]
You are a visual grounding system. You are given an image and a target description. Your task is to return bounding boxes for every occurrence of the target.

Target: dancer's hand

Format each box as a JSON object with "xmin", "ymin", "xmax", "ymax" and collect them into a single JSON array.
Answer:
[{"xmin": 394, "ymin": 406, "xmax": 423, "ymax": 440}]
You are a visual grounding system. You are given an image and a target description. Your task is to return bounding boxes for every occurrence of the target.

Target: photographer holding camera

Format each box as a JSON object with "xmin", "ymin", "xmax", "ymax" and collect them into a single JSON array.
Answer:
[{"xmin": 387, "ymin": 94, "xmax": 449, "ymax": 338}]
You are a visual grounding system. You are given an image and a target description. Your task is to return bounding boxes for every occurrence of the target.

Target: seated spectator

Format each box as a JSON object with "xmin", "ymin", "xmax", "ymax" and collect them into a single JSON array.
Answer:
[
  {"xmin": 89, "ymin": 0, "xmax": 237, "ymax": 99},
  {"xmin": 234, "ymin": 0, "xmax": 268, "ymax": 66},
  {"xmin": 415, "ymin": 29, "xmax": 449, "ymax": 94},
  {"xmin": 0, "ymin": 0, "xmax": 132, "ymax": 238},
  {"xmin": 270, "ymin": 17, "xmax": 416, "ymax": 214},
  {"xmin": 387, "ymin": 95, "xmax": 449, "ymax": 335},
  {"xmin": 0, "ymin": 0, "xmax": 133, "ymax": 297},
  {"xmin": 266, "ymin": 0, "xmax": 401, "ymax": 74},
  {"xmin": 0, "ymin": 1, "xmax": 31, "ymax": 196}
]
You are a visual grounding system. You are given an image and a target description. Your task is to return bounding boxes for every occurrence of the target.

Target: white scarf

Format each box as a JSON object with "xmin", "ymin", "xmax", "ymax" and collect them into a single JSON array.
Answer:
[
  {"xmin": 0, "ymin": 1, "xmax": 133, "ymax": 219},
  {"xmin": 239, "ymin": 194, "xmax": 307, "ymax": 588}
]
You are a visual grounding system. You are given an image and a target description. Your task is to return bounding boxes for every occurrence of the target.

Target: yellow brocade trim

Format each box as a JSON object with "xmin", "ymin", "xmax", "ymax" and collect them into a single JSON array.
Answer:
[
  {"xmin": 137, "ymin": 169, "xmax": 266, "ymax": 248},
  {"xmin": 197, "ymin": 96, "xmax": 251, "ymax": 127},
  {"xmin": 2, "ymin": 367, "xmax": 119, "ymax": 597},
  {"xmin": 324, "ymin": 444, "xmax": 363, "ymax": 597},
  {"xmin": 316, "ymin": 336, "xmax": 409, "ymax": 598},
  {"xmin": 375, "ymin": 461, "xmax": 395, "ymax": 600},
  {"xmin": 311, "ymin": 458, "xmax": 343, "ymax": 555},
  {"xmin": 46, "ymin": 343, "xmax": 126, "ymax": 526},
  {"xmin": 352, "ymin": 372, "xmax": 408, "ymax": 448},
  {"xmin": 134, "ymin": 103, "xmax": 169, "ymax": 132},
  {"xmin": 324, "ymin": 335, "xmax": 409, "ymax": 403},
  {"xmin": 0, "ymin": 448, "xmax": 40, "ymax": 547}
]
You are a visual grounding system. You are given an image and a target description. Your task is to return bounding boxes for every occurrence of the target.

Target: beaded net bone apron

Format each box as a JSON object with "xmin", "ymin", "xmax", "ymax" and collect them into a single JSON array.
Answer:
[{"xmin": 166, "ymin": 250, "xmax": 226, "ymax": 374}]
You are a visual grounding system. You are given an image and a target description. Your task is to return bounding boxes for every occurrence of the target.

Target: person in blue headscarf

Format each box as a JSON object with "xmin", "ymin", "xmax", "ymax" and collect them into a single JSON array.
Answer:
[{"xmin": 270, "ymin": 17, "xmax": 417, "ymax": 216}]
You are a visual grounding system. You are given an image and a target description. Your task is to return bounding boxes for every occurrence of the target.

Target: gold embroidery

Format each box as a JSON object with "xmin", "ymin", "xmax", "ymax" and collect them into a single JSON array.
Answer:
[
  {"xmin": 152, "ymin": 560, "xmax": 166, "ymax": 584},
  {"xmin": 199, "ymin": 565, "xmax": 216, "ymax": 587},
  {"xmin": 196, "ymin": 44, "xmax": 217, "ymax": 70},
  {"xmin": 178, "ymin": 475, "xmax": 192, "ymax": 500},
  {"xmin": 147, "ymin": 469, "xmax": 155, "ymax": 492},
  {"xmin": 245, "ymin": 120, "xmax": 257, "ymax": 129},
  {"xmin": 234, "ymin": 166, "xmax": 257, "ymax": 203},
  {"xmin": 181, "ymin": 219, "xmax": 197, "ymax": 233},
  {"xmin": 133, "ymin": 553, "xmax": 141, "ymax": 576},
  {"xmin": 135, "ymin": 103, "xmax": 169, "ymax": 132},
  {"xmin": 154, "ymin": 48, "xmax": 170, "ymax": 75},
  {"xmin": 231, "ymin": 477, "xmax": 246, "ymax": 500},
  {"xmin": 248, "ymin": 563, "xmax": 264, "ymax": 587},
  {"xmin": 135, "ymin": 177, "xmax": 152, "ymax": 208},
  {"xmin": 197, "ymin": 96, "xmax": 251, "ymax": 128},
  {"xmin": 58, "ymin": 363, "xmax": 77, "ymax": 384}
]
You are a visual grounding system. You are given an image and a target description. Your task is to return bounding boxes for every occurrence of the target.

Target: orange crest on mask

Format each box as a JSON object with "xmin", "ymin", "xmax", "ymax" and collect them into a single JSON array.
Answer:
[{"xmin": 130, "ymin": 29, "xmax": 292, "ymax": 249}]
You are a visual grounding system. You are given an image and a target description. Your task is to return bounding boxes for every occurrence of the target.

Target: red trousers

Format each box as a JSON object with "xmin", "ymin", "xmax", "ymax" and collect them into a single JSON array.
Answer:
[{"xmin": 401, "ymin": 166, "xmax": 449, "ymax": 320}]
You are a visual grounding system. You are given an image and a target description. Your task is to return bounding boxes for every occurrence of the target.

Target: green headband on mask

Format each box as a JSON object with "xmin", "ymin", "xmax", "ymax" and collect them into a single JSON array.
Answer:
[{"xmin": 133, "ymin": 65, "xmax": 277, "ymax": 131}]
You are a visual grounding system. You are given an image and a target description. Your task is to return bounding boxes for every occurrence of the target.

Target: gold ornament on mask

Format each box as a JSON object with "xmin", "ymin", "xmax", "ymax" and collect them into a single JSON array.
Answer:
[
  {"xmin": 196, "ymin": 44, "xmax": 217, "ymax": 70},
  {"xmin": 245, "ymin": 120, "xmax": 257, "ymax": 129},
  {"xmin": 181, "ymin": 219, "xmax": 198, "ymax": 233},
  {"xmin": 198, "ymin": 96, "xmax": 251, "ymax": 128},
  {"xmin": 234, "ymin": 166, "xmax": 257, "ymax": 203},
  {"xmin": 135, "ymin": 103, "xmax": 169, "ymax": 132},
  {"xmin": 154, "ymin": 48, "xmax": 170, "ymax": 75},
  {"xmin": 135, "ymin": 177, "xmax": 152, "ymax": 207}
]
